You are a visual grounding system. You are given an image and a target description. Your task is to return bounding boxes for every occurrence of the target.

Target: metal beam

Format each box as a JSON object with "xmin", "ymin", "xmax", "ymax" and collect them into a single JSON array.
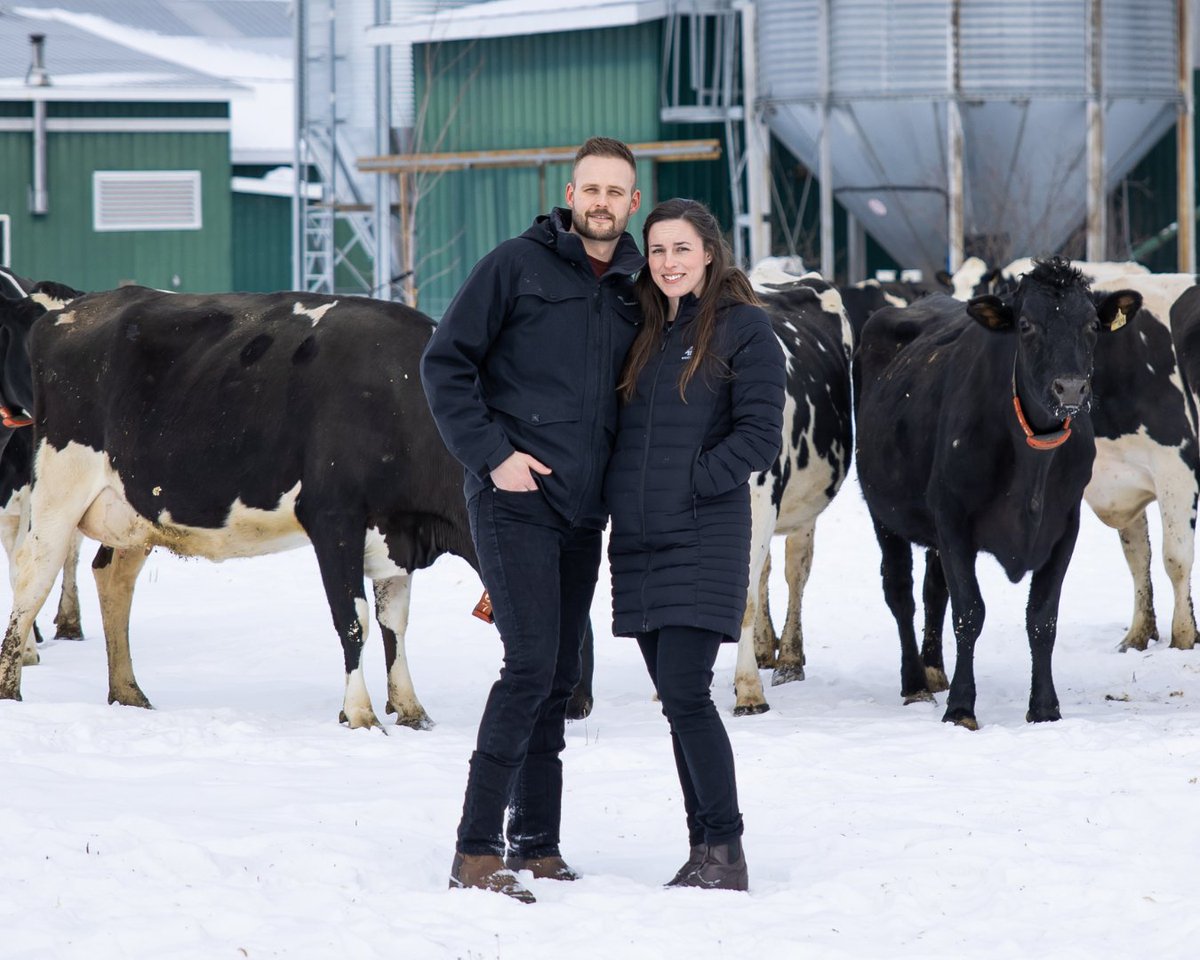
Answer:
[{"xmin": 357, "ymin": 139, "xmax": 722, "ymax": 174}]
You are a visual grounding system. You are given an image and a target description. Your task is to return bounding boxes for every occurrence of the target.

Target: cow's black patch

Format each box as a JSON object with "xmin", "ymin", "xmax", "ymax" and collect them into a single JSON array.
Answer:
[{"xmin": 240, "ymin": 334, "xmax": 273, "ymax": 366}]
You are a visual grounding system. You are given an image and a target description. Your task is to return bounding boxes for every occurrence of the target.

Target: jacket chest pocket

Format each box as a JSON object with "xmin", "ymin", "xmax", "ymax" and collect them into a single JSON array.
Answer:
[{"xmin": 485, "ymin": 291, "xmax": 590, "ymax": 424}]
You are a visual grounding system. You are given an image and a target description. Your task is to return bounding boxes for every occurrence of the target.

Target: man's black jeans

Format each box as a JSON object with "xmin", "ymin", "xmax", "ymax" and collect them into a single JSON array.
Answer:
[
  {"xmin": 456, "ymin": 485, "xmax": 601, "ymax": 857},
  {"xmin": 636, "ymin": 626, "xmax": 744, "ymax": 846}
]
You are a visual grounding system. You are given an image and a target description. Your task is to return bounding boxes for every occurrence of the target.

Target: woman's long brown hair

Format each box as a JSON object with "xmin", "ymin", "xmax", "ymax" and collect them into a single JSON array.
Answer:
[{"xmin": 618, "ymin": 198, "xmax": 761, "ymax": 402}]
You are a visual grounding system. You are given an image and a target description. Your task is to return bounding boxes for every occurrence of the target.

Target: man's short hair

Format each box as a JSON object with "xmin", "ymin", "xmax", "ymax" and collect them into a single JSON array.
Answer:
[{"xmin": 572, "ymin": 136, "xmax": 637, "ymax": 181}]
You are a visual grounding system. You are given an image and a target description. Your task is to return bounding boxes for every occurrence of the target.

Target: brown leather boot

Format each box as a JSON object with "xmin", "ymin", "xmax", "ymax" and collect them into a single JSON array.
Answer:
[
  {"xmin": 664, "ymin": 844, "xmax": 706, "ymax": 887},
  {"xmin": 505, "ymin": 855, "xmax": 580, "ymax": 881},
  {"xmin": 448, "ymin": 852, "xmax": 536, "ymax": 903},
  {"xmin": 670, "ymin": 840, "xmax": 749, "ymax": 892}
]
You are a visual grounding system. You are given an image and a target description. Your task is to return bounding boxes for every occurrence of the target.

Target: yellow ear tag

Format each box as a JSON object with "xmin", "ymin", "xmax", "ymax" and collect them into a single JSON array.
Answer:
[{"xmin": 1110, "ymin": 311, "xmax": 1126, "ymax": 331}]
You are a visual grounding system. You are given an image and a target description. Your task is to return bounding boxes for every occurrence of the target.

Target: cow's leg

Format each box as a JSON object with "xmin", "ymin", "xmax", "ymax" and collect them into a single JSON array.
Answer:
[
  {"xmin": 91, "ymin": 545, "xmax": 153, "ymax": 709},
  {"xmin": 565, "ymin": 619, "xmax": 594, "ymax": 721},
  {"xmin": 754, "ymin": 554, "xmax": 778, "ymax": 668},
  {"xmin": 374, "ymin": 573, "xmax": 432, "ymax": 730},
  {"xmin": 304, "ymin": 514, "xmax": 378, "ymax": 729},
  {"xmin": 734, "ymin": 501, "xmax": 776, "ymax": 715},
  {"xmin": 1157, "ymin": 484, "xmax": 1198, "ymax": 650},
  {"xmin": 1024, "ymin": 512, "xmax": 1080, "ymax": 723},
  {"xmin": 920, "ymin": 548, "xmax": 950, "ymax": 692},
  {"xmin": 0, "ymin": 513, "xmax": 84, "ymax": 699},
  {"xmin": 53, "ymin": 530, "xmax": 84, "ymax": 640},
  {"xmin": 937, "ymin": 536, "xmax": 986, "ymax": 730},
  {"xmin": 1112, "ymin": 510, "xmax": 1158, "ymax": 651},
  {"xmin": 772, "ymin": 520, "xmax": 814, "ymax": 686},
  {"xmin": 872, "ymin": 519, "xmax": 930, "ymax": 704},
  {"xmin": 0, "ymin": 509, "xmax": 41, "ymax": 664}
]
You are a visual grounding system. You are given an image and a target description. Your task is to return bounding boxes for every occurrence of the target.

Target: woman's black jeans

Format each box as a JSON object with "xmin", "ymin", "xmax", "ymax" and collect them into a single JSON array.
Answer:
[
  {"xmin": 636, "ymin": 625, "xmax": 744, "ymax": 846},
  {"xmin": 456, "ymin": 486, "xmax": 601, "ymax": 857}
]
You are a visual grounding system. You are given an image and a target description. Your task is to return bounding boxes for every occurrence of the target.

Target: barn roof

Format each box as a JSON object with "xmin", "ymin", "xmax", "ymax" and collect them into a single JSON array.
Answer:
[{"xmin": 0, "ymin": 9, "xmax": 246, "ymax": 99}]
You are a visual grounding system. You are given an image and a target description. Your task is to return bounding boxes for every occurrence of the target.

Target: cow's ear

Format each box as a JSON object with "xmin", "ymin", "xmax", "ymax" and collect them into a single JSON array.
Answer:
[
  {"xmin": 1096, "ymin": 289, "xmax": 1142, "ymax": 332},
  {"xmin": 966, "ymin": 295, "xmax": 1013, "ymax": 331}
]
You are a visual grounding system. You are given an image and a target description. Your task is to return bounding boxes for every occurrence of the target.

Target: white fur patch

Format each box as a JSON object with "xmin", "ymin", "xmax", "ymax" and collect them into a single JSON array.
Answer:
[
  {"xmin": 34, "ymin": 441, "xmax": 308, "ymax": 560},
  {"xmin": 293, "ymin": 300, "xmax": 338, "ymax": 326},
  {"xmin": 53, "ymin": 310, "xmax": 76, "ymax": 325},
  {"xmin": 363, "ymin": 526, "xmax": 411, "ymax": 581}
]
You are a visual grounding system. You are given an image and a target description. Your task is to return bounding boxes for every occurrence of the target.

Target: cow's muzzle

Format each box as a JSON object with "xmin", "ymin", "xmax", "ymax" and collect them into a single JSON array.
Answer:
[{"xmin": 1051, "ymin": 376, "xmax": 1091, "ymax": 417}]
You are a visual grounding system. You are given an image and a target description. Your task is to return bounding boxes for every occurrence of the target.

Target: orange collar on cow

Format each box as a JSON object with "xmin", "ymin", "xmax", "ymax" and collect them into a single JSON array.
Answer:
[
  {"xmin": 0, "ymin": 404, "xmax": 32, "ymax": 429},
  {"xmin": 1011, "ymin": 375, "xmax": 1071, "ymax": 450}
]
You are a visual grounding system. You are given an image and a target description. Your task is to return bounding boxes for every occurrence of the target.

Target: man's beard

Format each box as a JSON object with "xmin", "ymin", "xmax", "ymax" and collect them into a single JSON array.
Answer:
[{"xmin": 572, "ymin": 208, "xmax": 625, "ymax": 241}]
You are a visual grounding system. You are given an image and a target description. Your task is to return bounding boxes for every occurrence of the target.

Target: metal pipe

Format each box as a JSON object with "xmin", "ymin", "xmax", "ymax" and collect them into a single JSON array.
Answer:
[
  {"xmin": 1086, "ymin": 0, "xmax": 1106, "ymax": 261},
  {"xmin": 737, "ymin": 1, "xmax": 770, "ymax": 268},
  {"xmin": 373, "ymin": 0, "xmax": 393, "ymax": 300},
  {"xmin": 292, "ymin": 0, "xmax": 306, "ymax": 290},
  {"xmin": 946, "ymin": 1, "xmax": 963, "ymax": 273},
  {"xmin": 1177, "ymin": 0, "xmax": 1195, "ymax": 272},
  {"xmin": 27, "ymin": 34, "xmax": 50, "ymax": 216},
  {"xmin": 819, "ymin": 0, "xmax": 834, "ymax": 280}
]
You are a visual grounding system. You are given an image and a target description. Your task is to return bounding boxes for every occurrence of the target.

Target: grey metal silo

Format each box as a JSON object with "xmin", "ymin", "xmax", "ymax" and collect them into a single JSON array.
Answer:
[{"xmin": 757, "ymin": 0, "xmax": 1189, "ymax": 277}]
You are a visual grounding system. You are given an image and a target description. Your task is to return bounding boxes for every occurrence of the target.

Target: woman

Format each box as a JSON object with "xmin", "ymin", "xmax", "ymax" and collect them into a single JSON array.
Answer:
[{"xmin": 604, "ymin": 198, "xmax": 786, "ymax": 890}]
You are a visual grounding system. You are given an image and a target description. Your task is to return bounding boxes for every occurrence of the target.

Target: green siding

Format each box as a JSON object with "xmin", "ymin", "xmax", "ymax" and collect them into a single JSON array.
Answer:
[
  {"xmin": 0, "ymin": 120, "xmax": 231, "ymax": 292},
  {"xmin": 232, "ymin": 192, "xmax": 291, "ymax": 292},
  {"xmin": 1119, "ymin": 73, "xmax": 1200, "ymax": 272},
  {"xmin": 413, "ymin": 23, "xmax": 663, "ymax": 317}
]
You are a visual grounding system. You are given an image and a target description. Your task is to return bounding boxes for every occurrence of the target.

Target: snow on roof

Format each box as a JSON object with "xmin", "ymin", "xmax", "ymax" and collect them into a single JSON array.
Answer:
[
  {"xmin": 0, "ymin": 9, "xmax": 245, "ymax": 97},
  {"xmin": 367, "ymin": 0, "xmax": 676, "ymax": 44},
  {"xmin": 11, "ymin": 5, "xmax": 292, "ymax": 162}
]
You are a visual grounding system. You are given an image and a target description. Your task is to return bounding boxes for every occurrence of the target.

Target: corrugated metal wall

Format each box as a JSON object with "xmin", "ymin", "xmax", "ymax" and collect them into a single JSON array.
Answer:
[
  {"xmin": 412, "ymin": 22, "xmax": 664, "ymax": 318},
  {"xmin": 0, "ymin": 101, "xmax": 232, "ymax": 292},
  {"xmin": 232, "ymin": 191, "xmax": 291, "ymax": 292}
]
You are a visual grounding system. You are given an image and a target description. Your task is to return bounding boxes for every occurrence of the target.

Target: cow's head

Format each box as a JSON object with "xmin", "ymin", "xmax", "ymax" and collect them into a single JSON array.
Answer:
[
  {"xmin": 966, "ymin": 256, "xmax": 1141, "ymax": 420},
  {"xmin": 0, "ymin": 295, "xmax": 45, "ymax": 416}
]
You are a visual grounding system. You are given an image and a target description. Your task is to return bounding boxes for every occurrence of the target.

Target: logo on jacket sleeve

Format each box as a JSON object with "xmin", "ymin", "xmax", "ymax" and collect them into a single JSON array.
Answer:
[{"xmin": 681, "ymin": 346, "xmax": 694, "ymax": 360}]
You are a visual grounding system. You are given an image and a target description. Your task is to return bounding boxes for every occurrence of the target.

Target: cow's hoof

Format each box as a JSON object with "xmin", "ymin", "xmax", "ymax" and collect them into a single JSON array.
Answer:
[
  {"xmin": 21, "ymin": 648, "xmax": 40, "ymax": 667},
  {"xmin": 393, "ymin": 712, "xmax": 435, "ymax": 731},
  {"xmin": 1025, "ymin": 706, "xmax": 1062, "ymax": 723},
  {"xmin": 923, "ymin": 667, "xmax": 950, "ymax": 692},
  {"xmin": 733, "ymin": 701, "xmax": 770, "ymax": 717},
  {"xmin": 771, "ymin": 663, "xmax": 805, "ymax": 685},
  {"xmin": 339, "ymin": 708, "xmax": 384, "ymax": 730},
  {"xmin": 1118, "ymin": 634, "xmax": 1153, "ymax": 652},
  {"xmin": 903, "ymin": 689, "xmax": 935, "ymax": 705},
  {"xmin": 754, "ymin": 652, "xmax": 777, "ymax": 670},
  {"xmin": 0, "ymin": 686, "xmax": 22, "ymax": 702},
  {"xmin": 1168, "ymin": 635, "xmax": 1197, "ymax": 651},
  {"xmin": 109, "ymin": 688, "xmax": 153, "ymax": 710},
  {"xmin": 941, "ymin": 709, "xmax": 978, "ymax": 730},
  {"xmin": 565, "ymin": 695, "xmax": 593, "ymax": 721},
  {"xmin": 34, "ymin": 624, "xmax": 45, "ymax": 645},
  {"xmin": 54, "ymin": 622, "xmax": 84, "ymax": 641}
]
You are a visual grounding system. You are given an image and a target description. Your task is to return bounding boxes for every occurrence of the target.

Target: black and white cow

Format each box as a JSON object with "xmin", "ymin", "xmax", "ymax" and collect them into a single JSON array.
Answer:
[
  {"xmin": 0, "ymin": 286, "xmax": 479, "ymax": 729},
  {"xmin": 856, "ymin": 258, "xmax": 1142, "ymax": 728},
  {"xmin": 731, "ymin": 266, "xmax": 855, "ymax": 715},
  {"xmin": 0, "ymin": 273, "xmax": 85, "ymax": 662}
]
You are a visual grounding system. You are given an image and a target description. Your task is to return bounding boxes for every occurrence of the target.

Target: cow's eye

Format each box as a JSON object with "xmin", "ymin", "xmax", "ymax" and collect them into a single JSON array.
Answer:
[{"xmin": 1018, "ymin": 316, "xmax": 1033, "ymax": 334}]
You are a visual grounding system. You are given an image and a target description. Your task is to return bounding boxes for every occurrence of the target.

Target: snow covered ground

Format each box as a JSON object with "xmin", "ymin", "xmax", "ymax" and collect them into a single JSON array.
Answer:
[{"xmin": 2, "ymin": 471, "xmax": 1199, "ymax": 959}]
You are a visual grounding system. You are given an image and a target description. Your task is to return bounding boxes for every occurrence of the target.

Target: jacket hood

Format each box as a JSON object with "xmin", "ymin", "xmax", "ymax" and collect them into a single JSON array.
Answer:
[{"xmin": 523, "ymin": 207, "xmax": 645, "ymax": 275}]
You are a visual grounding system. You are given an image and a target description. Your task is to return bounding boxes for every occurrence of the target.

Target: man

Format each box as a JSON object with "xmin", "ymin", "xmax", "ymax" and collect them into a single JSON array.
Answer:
[{"xmin": 421, "ymin": 136, "xmax": 644, "ymax": 903}]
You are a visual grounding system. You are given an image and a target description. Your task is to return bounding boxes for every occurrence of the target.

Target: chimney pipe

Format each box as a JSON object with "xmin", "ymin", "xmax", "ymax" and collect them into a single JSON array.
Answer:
[{"xmin": 27, "ymin": 34, "xmax": 50, "ymax": 215}]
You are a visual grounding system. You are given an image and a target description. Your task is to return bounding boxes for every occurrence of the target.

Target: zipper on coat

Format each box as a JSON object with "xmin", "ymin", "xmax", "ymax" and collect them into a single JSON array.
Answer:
[
  {"xmin": 570, "ymin": 269, "xmax": 604, "ymax": 526},
  {"xmin": 638, "ymin": 323, "xmax": 674, "ymax": 628}
]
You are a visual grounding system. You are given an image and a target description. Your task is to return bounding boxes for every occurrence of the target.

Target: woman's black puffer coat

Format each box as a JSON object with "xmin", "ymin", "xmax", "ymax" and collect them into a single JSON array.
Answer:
[{"xmin": 605, "ymin": 296, "xmax": 786, "ymax": 641}]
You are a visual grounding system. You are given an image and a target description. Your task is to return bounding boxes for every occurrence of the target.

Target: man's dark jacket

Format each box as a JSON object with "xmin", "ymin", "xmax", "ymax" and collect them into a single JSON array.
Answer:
[{"xmin": 420, "ymin": 208, "xmax": 644, "ymax": 528}]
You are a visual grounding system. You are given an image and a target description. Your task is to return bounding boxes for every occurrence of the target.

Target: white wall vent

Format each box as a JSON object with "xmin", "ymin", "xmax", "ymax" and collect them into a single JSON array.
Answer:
[{"xmin": 93, "ymin": 171, "xmax": 202, "ymax": 232}]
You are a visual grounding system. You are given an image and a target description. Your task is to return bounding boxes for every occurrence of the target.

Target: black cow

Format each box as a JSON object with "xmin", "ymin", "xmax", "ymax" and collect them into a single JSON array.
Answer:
[
  {"xmin": 934, "ymin": 262, "xmax": 1200, "ymax": 659},
  {"xmin": 0, "ymin": 287, "xmax": 479, "ymax": 729},
  {"xmin": 856, "ymin": 258, "xmax": 1141, "ymax": 728},
  {"xmin": 732, "ymin": 268, "xmax": 855, "ymax": 714}
]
